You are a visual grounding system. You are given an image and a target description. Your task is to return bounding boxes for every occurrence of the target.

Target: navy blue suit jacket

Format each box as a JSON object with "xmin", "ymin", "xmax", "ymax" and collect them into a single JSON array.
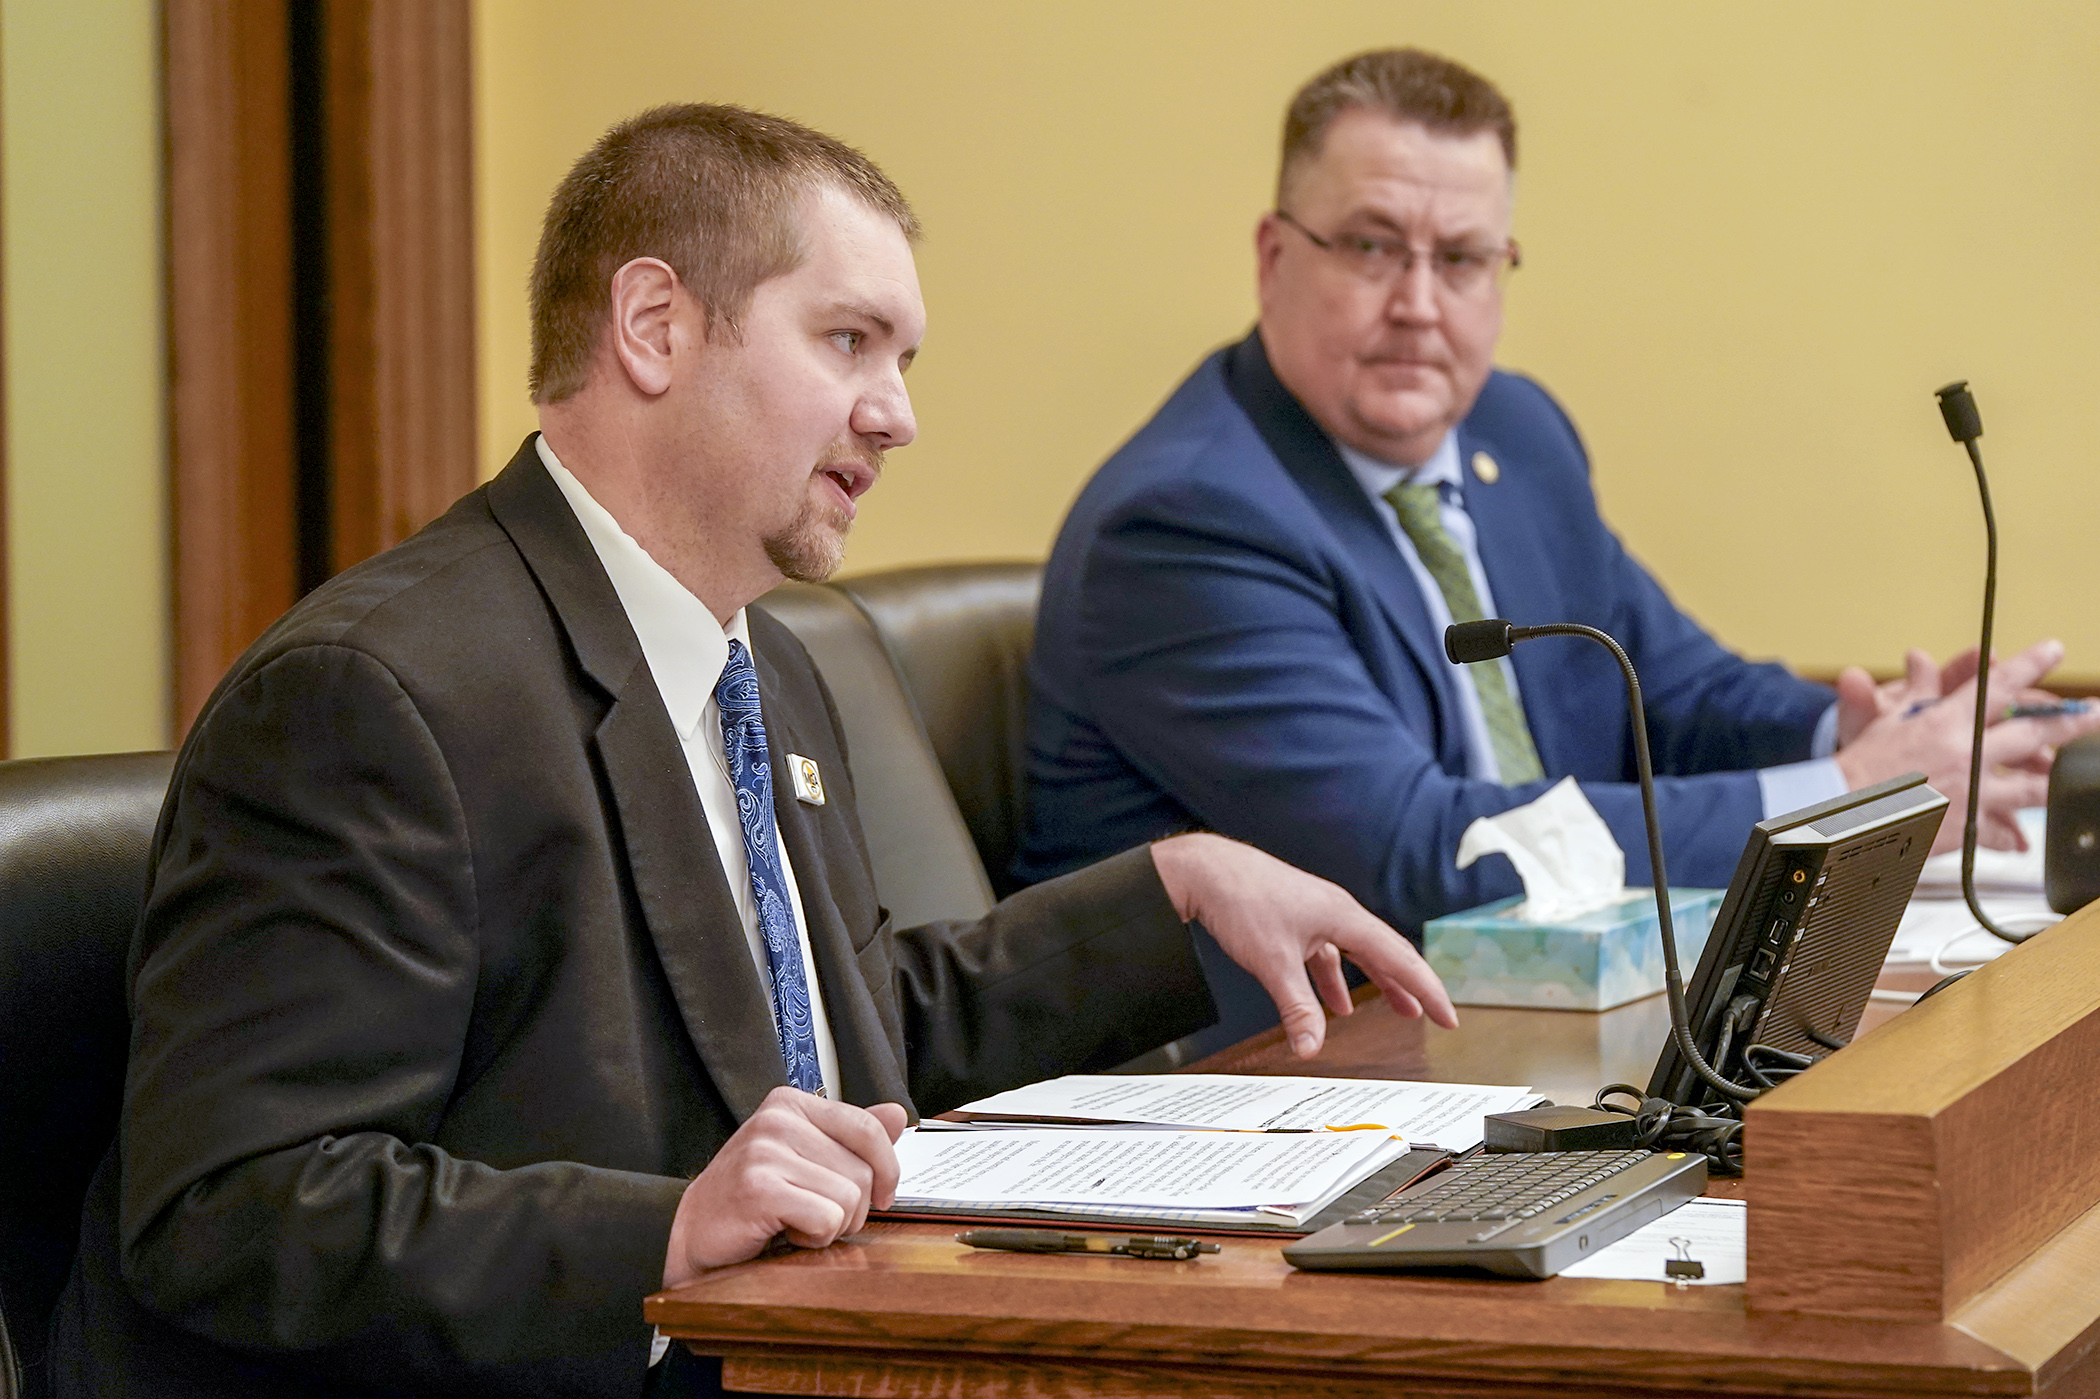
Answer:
[{"xmin": 1020, "ymin": 332, "xmax": 1831, "ymax": 1043}]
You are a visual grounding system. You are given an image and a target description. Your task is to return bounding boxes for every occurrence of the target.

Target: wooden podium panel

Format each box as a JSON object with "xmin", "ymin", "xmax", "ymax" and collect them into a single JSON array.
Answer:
[{"xmin": 1746, "ymin": 900, "xmax": 2100, "ymax": 1321}]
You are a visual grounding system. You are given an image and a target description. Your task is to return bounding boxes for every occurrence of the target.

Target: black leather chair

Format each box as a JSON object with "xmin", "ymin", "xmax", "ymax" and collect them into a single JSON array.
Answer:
[
  {"xmin": 829, "ymin": 563, "xmax": 1041, "ymax": 897},
  {"xmin": 0, "ymin": 753, "xmax": 174, "ymax": 1399},
  {"xmin": 754, "ymin": 582, "xmax": 996, "ymax": 928}
]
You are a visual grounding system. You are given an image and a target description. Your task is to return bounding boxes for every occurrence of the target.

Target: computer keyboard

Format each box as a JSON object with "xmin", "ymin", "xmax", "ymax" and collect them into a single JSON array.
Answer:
[{"xmin": 1283, "ymin": 1149, "xmax": 1707, "ymax": 1279}]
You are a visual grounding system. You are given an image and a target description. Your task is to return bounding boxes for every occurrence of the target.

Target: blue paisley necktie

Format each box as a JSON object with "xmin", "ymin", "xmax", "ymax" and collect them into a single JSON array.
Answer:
[{"xmin": 714, "ymin": 639, "xmax": 824, "ymax": 1094}]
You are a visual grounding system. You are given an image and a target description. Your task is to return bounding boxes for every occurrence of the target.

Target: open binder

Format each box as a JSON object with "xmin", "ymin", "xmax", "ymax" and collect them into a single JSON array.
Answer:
[{"xmin": 876, "ymin": 1146, "xmax": 1453, "ymax": 1238}]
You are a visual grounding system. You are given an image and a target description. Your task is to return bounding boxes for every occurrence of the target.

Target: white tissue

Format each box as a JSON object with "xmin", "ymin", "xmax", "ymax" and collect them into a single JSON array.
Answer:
[{"xmin": 1455, "ymin": 777, "xmax": 1626, "ymax": 923}]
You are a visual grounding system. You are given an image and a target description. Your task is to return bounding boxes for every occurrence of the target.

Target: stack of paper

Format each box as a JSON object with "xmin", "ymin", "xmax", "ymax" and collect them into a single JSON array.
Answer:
[
  {"xmin": 892, "ymin": 1124, "xmax": 1414, "ymax": 1228},
  {"xmin": 938, "ymin": 1074, "xmax": 1539, "ymax": 1152},
  {"xmin": 887, "ymin": 1073, "xmax": 1540, "ymax": 1232}
]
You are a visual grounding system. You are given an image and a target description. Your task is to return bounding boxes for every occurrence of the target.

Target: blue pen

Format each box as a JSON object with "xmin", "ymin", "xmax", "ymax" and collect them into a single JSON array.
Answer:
[
  {"xmin": 1903, "ymin": 697, "xmax": 2090, "ymax": 720},
  {"xmin": 2007, "ymin": 699, "xmax": 2093, "ymax": 720}
]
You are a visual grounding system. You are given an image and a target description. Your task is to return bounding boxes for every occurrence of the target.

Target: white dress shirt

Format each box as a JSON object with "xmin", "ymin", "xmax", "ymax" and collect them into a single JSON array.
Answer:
[
  {"xmin": 537, "ymin": 436, "xmax": 841, "ymax": 1098},
  {"xmin": 1340, "ymin": 432, "xmax": 1844, "ymax": 817}
]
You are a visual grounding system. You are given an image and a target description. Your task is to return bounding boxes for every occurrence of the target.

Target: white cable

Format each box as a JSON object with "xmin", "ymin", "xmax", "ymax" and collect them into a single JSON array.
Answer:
[
  {"xmin": 1870, "ymin": 909, "xmax": 2058, "ymax": 1006},
  {"xmin": 1929, "ymin": 924, "xmax": 1998, "ymax": 977},
  {"xmin": 1927, "ymin": 913, "xmax": 2059, "ymax": 976}
]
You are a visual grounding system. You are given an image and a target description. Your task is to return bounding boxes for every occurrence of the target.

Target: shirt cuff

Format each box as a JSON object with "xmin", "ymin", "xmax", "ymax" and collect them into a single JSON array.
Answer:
[
  {"xmin": 1757, "ymin": 757, "xmax": 1849, "ymax": 820},
  {"xmin": 1810, "ymin": 701, "xmax": 1840, "ymax": 759}
]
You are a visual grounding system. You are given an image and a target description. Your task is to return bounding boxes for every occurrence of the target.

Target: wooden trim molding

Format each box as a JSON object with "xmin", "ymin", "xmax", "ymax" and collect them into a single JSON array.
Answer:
[
  {"xmin": 166, "ymin": 0, "xmax": 475, "ymax": 735},
  {"xmin": 165, "ymin": 0, "xmax": 299, "ymax": 734},
  {"xmin": 1, "ymin": 39, "xmax": 10, "ymax": 758},
  {"xmin": 322, "ymin": 0, "xmax": 476, "ymax": 574}
]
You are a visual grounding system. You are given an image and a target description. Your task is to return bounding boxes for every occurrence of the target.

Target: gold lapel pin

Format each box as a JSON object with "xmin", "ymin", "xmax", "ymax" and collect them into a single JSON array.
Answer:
[
  {"xmin": 787, "ymin": 754, "xmax": 826, "ymax": 806},
  {"xmin": 1471, "ymin": 450, "xmax": 1501, "ymax": 485}
]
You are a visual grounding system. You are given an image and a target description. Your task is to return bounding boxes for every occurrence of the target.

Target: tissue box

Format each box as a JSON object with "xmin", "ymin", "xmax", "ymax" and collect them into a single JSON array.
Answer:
[{"xmin": 1424, "ymin": 888, "xmax": 1725, "ymax": 1011}]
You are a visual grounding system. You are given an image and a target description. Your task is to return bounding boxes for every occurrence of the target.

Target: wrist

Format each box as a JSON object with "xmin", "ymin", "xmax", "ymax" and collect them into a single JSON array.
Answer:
[
  {"xmin": 661, "ymin": 1174, "xmax": 706, "ymax": 1289},
  {"xmin": 1149, "ymin": 832, "xmax": 1224, "ymax": 922}
]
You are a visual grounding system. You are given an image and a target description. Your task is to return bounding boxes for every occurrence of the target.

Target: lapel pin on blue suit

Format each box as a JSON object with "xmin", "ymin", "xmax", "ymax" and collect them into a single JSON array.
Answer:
[
  {"xmin": 788, "ymin": 754, "xmax": 826, "ymax": 805},
  {"xmin": 1471, "ymin": 451, "xmax": 1501, "ymax": 484}
]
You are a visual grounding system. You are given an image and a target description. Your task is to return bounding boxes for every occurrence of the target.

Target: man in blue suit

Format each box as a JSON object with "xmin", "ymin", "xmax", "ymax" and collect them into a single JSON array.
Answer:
[{"xmin": 1020, "ymin": 48, "xmax": 2098, "ymax": 1053}]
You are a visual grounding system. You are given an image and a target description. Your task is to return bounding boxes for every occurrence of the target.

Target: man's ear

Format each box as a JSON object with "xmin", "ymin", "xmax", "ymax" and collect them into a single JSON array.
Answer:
[
  {"xmin": 607, "ymin": 257, "xmax": 684, "ymax": 397},
  {"xmin": 1253, "ymin": 213, "xmax": 1288, "ymax": 310}
]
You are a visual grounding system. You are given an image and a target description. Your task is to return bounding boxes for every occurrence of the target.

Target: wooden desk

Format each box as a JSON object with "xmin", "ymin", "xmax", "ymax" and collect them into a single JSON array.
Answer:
[
  {"xmin": 650, "ymin": 965, "xmax": 2100, "ymax": 1396},
  {"xmin": 649, "ymin": 1216, "xmax": 2075, "ymax": 1397}
]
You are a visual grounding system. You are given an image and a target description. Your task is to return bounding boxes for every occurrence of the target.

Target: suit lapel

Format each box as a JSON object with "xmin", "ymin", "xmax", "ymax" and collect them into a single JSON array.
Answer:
[
  {"xmin": 752, "ymin": 641, "xmax": 913, "ymax": 1109},
  {"xmin": 487, "ymin": 438, "xmax": 787, "ymax": 1121},
  {"xmin": 1222, "ymin": 333, "xmax": 1463, "ymax": 768}
]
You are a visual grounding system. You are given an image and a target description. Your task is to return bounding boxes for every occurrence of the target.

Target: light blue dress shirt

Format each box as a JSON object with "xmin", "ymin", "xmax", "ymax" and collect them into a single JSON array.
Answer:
[{"xmin": 1338, "ymin": 435, "xmax": 1844, "ymax": 819}]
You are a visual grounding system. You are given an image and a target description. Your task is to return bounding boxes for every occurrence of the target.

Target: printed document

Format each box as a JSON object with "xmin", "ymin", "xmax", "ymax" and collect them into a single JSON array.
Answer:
[
  {"xmin": 947, "ymin": 1074, "xmax": 1537, "ymax": 1151},
  {"xmin": 1556, "ymin": 1197, "xmax": 1745, "ymax": 1286},
  {"xmin": 892, "ymin": 1125, "xmax": 1411, "ymax": 1226}
]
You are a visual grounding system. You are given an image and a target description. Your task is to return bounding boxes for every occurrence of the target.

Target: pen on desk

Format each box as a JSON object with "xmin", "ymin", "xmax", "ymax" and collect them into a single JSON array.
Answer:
[{"xmin": 956, "ymin": 1229, "xmax": 1221, "ymax": 1261}]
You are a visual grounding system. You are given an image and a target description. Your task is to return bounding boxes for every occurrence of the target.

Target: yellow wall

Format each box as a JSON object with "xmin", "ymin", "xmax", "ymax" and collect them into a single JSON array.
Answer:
[
  {"xmin": 2, "ymin": 0, "xmax": 169, "ymax": 756},
  {"xmin": 476, "ymin": 2, "xmax": 2100, "ymax": 680}
]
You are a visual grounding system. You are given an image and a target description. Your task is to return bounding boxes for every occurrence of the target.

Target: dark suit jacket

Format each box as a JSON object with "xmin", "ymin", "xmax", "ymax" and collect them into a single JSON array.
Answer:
[
  {"xmin": 1020, "ymin": 331, "xmax": 1831, "ymax": 1047},
  {"xmin": 52, "ymin": 440, "xmax": 1212, "ymax": 1398}
]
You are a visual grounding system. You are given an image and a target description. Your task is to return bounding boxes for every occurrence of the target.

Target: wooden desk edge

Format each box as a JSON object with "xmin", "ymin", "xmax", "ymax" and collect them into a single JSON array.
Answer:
[
  {"xmin": 1949, "ymin": 1191, "xmax": 2100, "ymax": 1387},
  {"xmin": 647, "ymin": 1228, "xmax": 2050, "ymax": 1398}
]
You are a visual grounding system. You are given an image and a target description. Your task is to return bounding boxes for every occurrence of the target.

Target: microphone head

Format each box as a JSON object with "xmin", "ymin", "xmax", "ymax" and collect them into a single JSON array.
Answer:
[
  {"xmin": 1445, "ymin": 619, "xmax": 1515, "ymax": 665},
  {"xmin": 1936, "ymin": 380, "xmax": 1983, "ymax": 444}
]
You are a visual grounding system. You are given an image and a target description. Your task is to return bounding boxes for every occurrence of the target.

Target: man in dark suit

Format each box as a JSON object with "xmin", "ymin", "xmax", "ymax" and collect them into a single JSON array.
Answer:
[
  {"xmin": 50, "ymin": 105, "xmax": 1453, "ymax": 1398},
  {"xmin": 1019, "ymin": 48, "xmax": 2098, "ymax": 1053}
]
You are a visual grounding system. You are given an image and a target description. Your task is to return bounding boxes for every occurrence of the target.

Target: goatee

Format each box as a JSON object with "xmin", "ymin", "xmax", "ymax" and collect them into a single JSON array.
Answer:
[
  {"xmin": 763, "ymin": 499, "xmax": 851, "ymax": 582},
  {"xmin": 763, "ymin": 443, "xmax": 882, "ymax": 582}
]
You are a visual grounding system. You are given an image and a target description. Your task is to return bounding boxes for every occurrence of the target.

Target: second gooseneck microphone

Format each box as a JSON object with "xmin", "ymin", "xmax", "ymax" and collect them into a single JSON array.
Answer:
[
  {"xmin": 1933, "ymin": 381, "xmax": 2026, "ymax": 945},
  {"xmin": 1444, "ymin": 618, "xmax": 1756, "ymax": 1102}
]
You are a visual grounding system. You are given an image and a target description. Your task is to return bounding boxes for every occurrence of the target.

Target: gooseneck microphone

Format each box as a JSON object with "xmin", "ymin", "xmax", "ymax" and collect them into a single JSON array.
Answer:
[
  {"xmin": 1933, "ymin": 381, "xmax": 2026, "ymax": 945},
  {"xmin": 1445, "ymin": 619, "xmax": 1756, "ymax": 1102}
]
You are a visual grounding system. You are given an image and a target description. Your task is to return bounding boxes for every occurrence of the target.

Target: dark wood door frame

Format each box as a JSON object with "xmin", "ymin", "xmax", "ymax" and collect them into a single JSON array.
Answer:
[
  {"xmin": 321, "ymin": 1, "xmax": 477, "ymax": 580},
  {"xmin": 165, "ymin": 0, "xmax": 475, "ymax": 735},
  {"xmin": 166, "ymin": 1, "xmax": 299, "ymax": 734},
  {"xmin": 1, "ymin": 34, "xmax": 11, "ymax": 759}
]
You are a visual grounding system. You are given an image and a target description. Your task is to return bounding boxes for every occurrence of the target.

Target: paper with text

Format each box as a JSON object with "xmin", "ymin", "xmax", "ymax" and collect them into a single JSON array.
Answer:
[
  {"xmin": 949, "ymin": 1075, "xmax": 1536, "ymax": 1150},
  {"xmin": 893, "ymin": 1126, "xmax": 1410, "ymax": 1224},
  {"xmin": 1556, "ymin": 1197, "xmax": 1745, "ymax": 1285}
]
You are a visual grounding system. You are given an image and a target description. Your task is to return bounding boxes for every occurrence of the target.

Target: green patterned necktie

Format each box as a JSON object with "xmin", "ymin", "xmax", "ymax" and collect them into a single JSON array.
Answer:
[{"xmin": 1383, "ymin": 480, "xmax": 1545, "ymax": 784}]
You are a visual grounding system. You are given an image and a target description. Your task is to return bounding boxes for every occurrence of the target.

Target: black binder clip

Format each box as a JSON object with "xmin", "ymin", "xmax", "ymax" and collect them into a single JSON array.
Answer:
[{"xmin": 1665, "ymin": 1237, "xmax": 1705, "ymax": 1288}]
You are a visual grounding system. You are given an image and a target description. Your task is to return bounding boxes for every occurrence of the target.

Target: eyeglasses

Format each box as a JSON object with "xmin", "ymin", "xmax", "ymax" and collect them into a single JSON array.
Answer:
[{"xmin": 1274, "ymin": 209, "xmax": 1520, "ymax": 298}]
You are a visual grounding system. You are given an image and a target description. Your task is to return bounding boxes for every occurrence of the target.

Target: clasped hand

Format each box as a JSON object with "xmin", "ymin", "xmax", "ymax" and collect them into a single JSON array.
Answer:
[
  {"xmin": 662, "ymin": 1087, "xmax": 907, "ymax": 1287},
  {"xmin": 1833, "ymin": 639, "xmax": 2100, "ymax": 852}
]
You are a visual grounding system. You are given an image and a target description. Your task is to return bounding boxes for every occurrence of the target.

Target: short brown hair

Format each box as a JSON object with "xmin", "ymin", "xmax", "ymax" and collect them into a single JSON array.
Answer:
[
  {"xmin": 1279, "ymin": 49, "xmax": 1516, "ymax": 205},
  {"xmin": 528, "ymin": 103, "xmax": 919, "ymax": 403}
]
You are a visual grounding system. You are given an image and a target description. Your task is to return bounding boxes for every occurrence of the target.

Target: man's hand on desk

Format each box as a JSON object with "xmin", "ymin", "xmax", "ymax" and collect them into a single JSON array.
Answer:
[
  {"xmin": 662, "ymin": 1087, "xmax": 909, "ymax": 1287},
  {"xmin": 1832, "ymin": 638, "xmax": 2100, "ymax": 853},
  {"xmin": 1150, "ymin": 833, "xmax": 1460, "ymax": 1059}
]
